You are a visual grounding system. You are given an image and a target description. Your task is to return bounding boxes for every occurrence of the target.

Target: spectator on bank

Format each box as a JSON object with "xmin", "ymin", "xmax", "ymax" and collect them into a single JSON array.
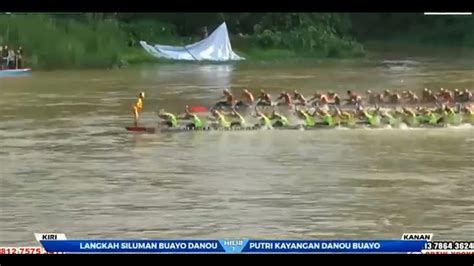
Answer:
[
  {"xmin": 2, "ymin": 45, "xmax": 8, "ymax": 69},
  {"xmin": 7, "ymin": 48, "xmax": 15, "ymax": 69},
  {"xmin": 201, "ymin": 26, "xmax": 208, "ymax": 39},
  {"xmin": 16, "ymin": 46, "xmax": 23, "ymax": 69}
]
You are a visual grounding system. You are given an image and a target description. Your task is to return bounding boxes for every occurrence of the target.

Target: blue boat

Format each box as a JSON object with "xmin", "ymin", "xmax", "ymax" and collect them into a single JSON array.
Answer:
[{"xmin": 0, "ymin": 68, "xmax": 32, "ymax": 76}]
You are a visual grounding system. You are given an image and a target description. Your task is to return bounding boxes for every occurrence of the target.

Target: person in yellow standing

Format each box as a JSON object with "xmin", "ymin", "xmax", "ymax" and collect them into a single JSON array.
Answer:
[{"xmin": 131, "ymin": 92, "xmax": 145, "ymax": 127}]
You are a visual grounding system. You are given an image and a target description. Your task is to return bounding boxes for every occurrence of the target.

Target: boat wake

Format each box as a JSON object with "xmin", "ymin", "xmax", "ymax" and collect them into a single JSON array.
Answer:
[{"xmin": 446, "ymin": 123, "xmax": 473, "ymax": 129}]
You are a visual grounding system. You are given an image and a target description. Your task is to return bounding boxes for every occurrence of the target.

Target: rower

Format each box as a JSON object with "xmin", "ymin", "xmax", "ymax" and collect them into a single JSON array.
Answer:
[
  {"xmin": 426, "ymin": 90, "xmax": 438, "ymax": 103},
  {"xmin": 225, "ymin": 89, "xmax": 236, "ymax": 106},
  {"xmin": 366, "ymin": 90, "xmax": 383, "ymax": 104},
  {"xmin": 422, "ymin": 88, "xmax": 430, "ymax": 103},
  {"xmin": 308, "ymin": 92, "xmax": 329, "ymax": 106},
  {"xmin": 229, "ymin": 107, "xmax": 247, "ymax": 127},
  {"xmin": 441, "ymin": 89, "xmax": 454, "ymax": 103},
  {"xmin": 257, "ymin": 89, "xmax": 272, "ymax": 106},
  {"xmin": 131, "ymin": 92, "xmax": 145, "ymax": 127},
  {"xmin": 466, "ymin": 89, "xmax": 472, "ymax": 101},
  {"xmin": 361, "ymin": 109, "xmax": 378, "ymax": 126},
  {"xmin": 327, "ymin": 91, "xmax": 340, "ymax": 105},
  {"xmin": 376, "ymin": 92, "xmax": 384, "ymax": 104},
  {"xmin": 437, "ymin": 88, "xmax": 445, "ymax": 98},
  {"xmin": 366, "ymin": 90, "xmax": 377, "ymax": 105},
  {"xmin": 237, "ymin": 89, "xmax": 255, "ymax": 106},
  {"xmin": 461, "ymin": 89, "xmax": 472, "ymax": 102},
  {"xmin": 435, "ymin": 104, "xmax": 459, "ymax": 125},
  {"xmin": 270, "ymin": 110, "xmax": 289, "ymax": 127},
  {"xmin": 454, "ymin": 89, "xmax": 462, "ymax": 102},
  {"xmin": 389, "ymin": 91, "xmax": 402, "ymax": 104},
  {"xmin": 462, "ymin": 105, "xmax": 473, "ymax": 123},
  {"xmin": 444, "ymin": 105, "xmax": 455, "ymax": 115},
  {"xmin": 181, "ymin": 105, "xmax": 204, "ymax": 129},
  {"xmin": 211, "ymin": 109, "xmax": 231, "ymax": 129},
  {"xmin": 346, "ymin": 90, "xmax": 361, "ymax": 105},
  {"xmin": 215, "ymin": 89, "xmax": 235, "ymax": 109},
  {"xmin": 334, "ymin": 94, "xmax": 341, "ymax": 105},
  {"xmin": 444, "ymin": 105, "xmax": 456, "ymax": 123},
  {"xmin": 433, "ymin": 104, "xmax": 446, "ymax": 115},
  {"xmin": 276, "ymin": 91, "xmax": 293, "ymax": 106},
  {"xmin": 315, "ymin": 108, "xmax": 335, "ymax": 126},
  {"xmin": 431, "ymin": 104, "xmax": 445, "ymax": 124},
  {"xmin": 392, "ymin": 109, "xmax": 404, "ymax": 122},
  {"xmin": 333, "ymin": 107, "xmax": 352, "ymax": 124},
  {"xmin": 380, "ymin": 109, "xmax": 396, "ymax": 126},
  {"xmin": 407, "ymin": 91, "xmax": 419, "ymax": 103},
  {"xmin": 418, "ymin": 108, "xmax": 438, "ymax": 125},
  {"xmin": 402, "ymin": 107, "xmax": 418, "ymax": 126},
  {"xmin": 402, "ymin": 90, "xmax": 409, "ymax": 99},
  {"xmin": 254, "ymin": 110, "xmax": 273, "ymax": 128},
  {"xmin": 158, "ymin": 109, "xmax": 178, "ymax": 128},
  {"xmin": 295, "ymin": 108, "xmax": 315, "ymax": 127},
  {"xmin": 402, "ymin": 90, "xmax": 415, "ymax": 102},
  {"xmin": 382, "ymin": 90, "xmax": 392, "ymax": 103},
  {"xmin": 293, "ymin": 90, "xmax": 307, "ymax": 106}
]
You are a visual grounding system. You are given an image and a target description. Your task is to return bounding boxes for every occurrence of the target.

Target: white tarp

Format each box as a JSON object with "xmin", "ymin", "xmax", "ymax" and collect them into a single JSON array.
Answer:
[{"xmin": 139, "ymin": 22, "xmax": 244, "ymax": 62}]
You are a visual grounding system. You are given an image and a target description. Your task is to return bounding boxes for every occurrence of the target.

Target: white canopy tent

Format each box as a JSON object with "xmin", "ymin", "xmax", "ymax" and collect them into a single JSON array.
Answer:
[{"xmin": 139, "ymin": 22, "xmax": 244, "ymax": 62}]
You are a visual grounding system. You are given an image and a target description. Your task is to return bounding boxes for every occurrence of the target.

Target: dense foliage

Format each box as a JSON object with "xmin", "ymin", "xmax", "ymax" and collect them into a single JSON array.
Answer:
[{"xmin": 0, "ymin": 13, "xmax": 471, "ymax": 69}]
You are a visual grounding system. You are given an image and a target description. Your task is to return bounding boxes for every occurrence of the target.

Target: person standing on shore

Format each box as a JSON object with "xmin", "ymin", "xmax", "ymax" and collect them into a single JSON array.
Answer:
[
  {"xmin": 201, "ymin": 26, "xmax": 208, "ymax": 40},
  {"xmin": 7, "ymin": 48, "xmax": 15, "ymax": 69},
  {"xmin": 2, "ymin": 45, "xmax": 8, "ymax": 69},
  {"xmin": 16, "ymin": 46, "xmax": 23, "ymax": 69}
]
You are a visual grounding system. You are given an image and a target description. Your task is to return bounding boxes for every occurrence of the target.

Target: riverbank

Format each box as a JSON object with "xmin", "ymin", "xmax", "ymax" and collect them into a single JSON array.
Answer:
[
  {"xmin": 362, "ymin": 40, "xmax": 474, "ymax": 60},
  {"xmin": 0, "ymin": 14, "xmax": 367, "ymax": 70},
  {"xmin": 113, "ymin": 40, "xmax": 474, "ymax": 69},
  {"xmin": 1, "ymin": 13, "xmax": 472, "ymax": 70},
  {"xmin": 46, "ymin": 37, "xmax": 367, "ymax": 69},
  {"xmin": 119, "ymin": 45, "xmax": 365, "ymax": 67}
]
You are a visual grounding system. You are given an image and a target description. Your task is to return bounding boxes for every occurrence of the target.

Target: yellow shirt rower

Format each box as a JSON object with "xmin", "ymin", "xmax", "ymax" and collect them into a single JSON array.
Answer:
[
  {"xmin": 229, "ymin": 108, "xmax": 247, "ymax": 127},
  {"xmin": 211, "ymin": 109, "xmax": 231, "ymax": 129},
  {"xmin": 158, "ymin": 109, "xmax": 178, "ymax": 128}
]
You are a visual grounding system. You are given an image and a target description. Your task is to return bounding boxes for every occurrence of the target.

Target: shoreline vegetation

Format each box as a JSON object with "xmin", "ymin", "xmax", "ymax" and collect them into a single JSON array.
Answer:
[{"xmin": 0, "ymin": 13, "xmax": 473, "ymax": 70}]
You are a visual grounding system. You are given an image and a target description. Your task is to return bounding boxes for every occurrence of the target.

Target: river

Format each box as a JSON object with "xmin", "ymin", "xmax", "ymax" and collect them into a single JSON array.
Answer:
[{"xmin": 0, "ymin": 55, "xmax": 473, "ymax": 245}]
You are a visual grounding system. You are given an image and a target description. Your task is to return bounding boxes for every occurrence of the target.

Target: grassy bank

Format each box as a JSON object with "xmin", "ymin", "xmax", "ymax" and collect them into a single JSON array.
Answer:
[
  {"xmin": 0, "ymin": 14, "xmax": 367, "ymax": 70},
  {"xmin": 1, "ymin": 13, "xmax": 472, "ymax": 70},
  {"xmin": 0, "ymin": 14, "xmax": 129, "ymax": 69}
]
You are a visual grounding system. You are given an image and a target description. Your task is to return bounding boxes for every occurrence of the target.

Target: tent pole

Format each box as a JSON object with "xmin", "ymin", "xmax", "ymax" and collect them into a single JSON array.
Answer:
[{"xmin": 183, "ymin": 46, "xmax": 199, "ymax": 61}]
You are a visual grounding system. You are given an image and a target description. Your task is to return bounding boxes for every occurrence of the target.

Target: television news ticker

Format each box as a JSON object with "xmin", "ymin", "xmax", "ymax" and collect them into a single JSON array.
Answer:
[{"xmin": 0, "ymin": 233, "xmax": 473, "ymax": 254}]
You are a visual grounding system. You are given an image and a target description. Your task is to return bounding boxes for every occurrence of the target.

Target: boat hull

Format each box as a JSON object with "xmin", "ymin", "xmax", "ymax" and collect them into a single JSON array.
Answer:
[
  {"xmin": 0, "ymin": 68, "xmax": 32, "ymax": 76},
  {"xmin": 126, "ymin": 123, "xmax": 456, "ymax": 134}
]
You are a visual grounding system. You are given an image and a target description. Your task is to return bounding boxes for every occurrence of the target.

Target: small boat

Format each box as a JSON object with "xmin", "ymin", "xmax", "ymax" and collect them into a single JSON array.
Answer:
[{"xmin": 0, "ymin": 68, "xmax": 32, "ymax": 76}]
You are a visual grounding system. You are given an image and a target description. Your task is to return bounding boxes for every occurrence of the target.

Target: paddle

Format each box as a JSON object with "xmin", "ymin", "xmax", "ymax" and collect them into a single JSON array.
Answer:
[{"xmin": 188, "ymin": 105, "xmax": 209, "ymax": 113}]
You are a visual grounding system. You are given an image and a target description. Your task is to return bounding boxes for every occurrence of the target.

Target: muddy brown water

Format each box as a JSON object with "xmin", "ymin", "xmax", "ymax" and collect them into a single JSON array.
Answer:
[{"xmin": 1, "ymin": 56, "xmax": 473, "ymax": 245}]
